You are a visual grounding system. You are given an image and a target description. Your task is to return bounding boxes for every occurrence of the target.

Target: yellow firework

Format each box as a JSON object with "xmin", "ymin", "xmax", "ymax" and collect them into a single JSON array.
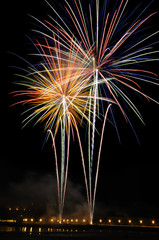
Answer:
[
  {"xmin": 11, "ymin": 18, "xmax": 114, "ymax": 222},
  {"xmin": 13, "ymin": 35, "xmax": 96, "ymax": 134}
]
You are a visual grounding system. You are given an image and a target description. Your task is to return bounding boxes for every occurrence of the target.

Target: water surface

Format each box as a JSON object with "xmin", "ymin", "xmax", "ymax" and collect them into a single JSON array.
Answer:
[{"xmin": 1, "ymin": 226, "xmax": 159, "ymax": 240}]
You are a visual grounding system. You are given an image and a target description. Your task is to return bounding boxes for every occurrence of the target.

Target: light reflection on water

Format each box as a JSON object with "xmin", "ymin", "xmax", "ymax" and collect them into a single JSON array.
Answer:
[
  {"xmin": 1, "ymin": 226, "xmax": 159, "ymax": 240},
  {"xmin": 0, "ymin": 226, "xmax": 16, "ymax": 232},
  {"xmin": 0, "ymin": 226, "xmax": 80, "ymax": 233}
]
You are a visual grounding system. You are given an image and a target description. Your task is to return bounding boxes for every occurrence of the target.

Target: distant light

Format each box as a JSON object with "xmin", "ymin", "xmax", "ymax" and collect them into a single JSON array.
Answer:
[
  {"xmin": 50, "ymin": 219, "xmax": 54, "ymax": 222},
  {"xmin": 63, "ymin": 219, "xmax": 66, "ymax": 222},
  {"xmin": 83, "ymin": 219, "xmax": 86, "ymax": 223},
  {"xmin": 39, "ymin": 218, "xmax": 43, "ymax": 222},
  {"xmin": 30, "ymin": 227, "xmax": 33, "ymax": 232},
  {"xmin": 71, "ymin": 219, "xmax": 73, "ymax": 222},
  {"xmin": 99, "ymin": 219, "xmax": 102, "ymax": 223},
  {"xmin": 16, "ymin": 208, "xmax": 19, "ymax": 211},
  {"xmin": 152, "ymin": 220, "xmax": 155, "ymax": 224},
  {"xmin": 9, "ymin": 208, "xmax": 12, "ymax": 211},
  {"xmin": 118, "ymin": 219, "xmax": 121, "ymax": 223},
  {"xmin": 75, "ymin": 219, "xmax": 78, "ymax": 222},
  {"xmin": 2, "ymin": 220, "xmax": 16, "ymax": 223},
  {"xmin": 108, "ymin": 219, "xmax": 111, "ymax": 223},
  {"xmin": 31, "ymin": 219, "xmax": 34, "ymax": 222},
  {"xmin": 23, "ymin": 218, "xmax": 28, "ymax": 222},
  {"xmin": 67, "ymin": 219, "xmax": 69, "ymax": 222},
  {"xmin": 39, "ymin": 227, "xmax": 41, "ymax": 233},
  {"xmin": 140, "ymin": 220, "xmax": 143, "ymax": 224},
  {"xmin": 128, "ymin": 220, "xmax": 132, "ymax": 224}
]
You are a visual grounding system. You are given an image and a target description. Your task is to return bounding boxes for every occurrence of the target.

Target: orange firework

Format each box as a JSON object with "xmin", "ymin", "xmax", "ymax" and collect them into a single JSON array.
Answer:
[
  {"xmin": 13, "ymin": 38, "xmax": 94, "ymax": 133},
  {"xmin": 11, "ymin": 33, "xmax": 113, "ymax": 222}
]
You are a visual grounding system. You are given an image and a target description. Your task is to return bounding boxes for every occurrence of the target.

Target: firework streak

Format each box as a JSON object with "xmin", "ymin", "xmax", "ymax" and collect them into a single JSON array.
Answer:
[
  {"xmin": 41, "ymin": 0, "xmax": 159, "ymax": 223},
  {"xmin": 11, "ymin": 30, "xmax": 113, "ymax": 221},
  {"xmin": 11, "ymin": 0, "xmax": 159, "ymax": 223}
]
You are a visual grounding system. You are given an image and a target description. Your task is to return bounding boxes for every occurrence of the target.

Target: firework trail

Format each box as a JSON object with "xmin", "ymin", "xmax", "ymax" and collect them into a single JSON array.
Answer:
[
  {"xmin": 92, "ymin": 103, "xmax": 112, "ymax": 221},
  {"xmin": 11, "ymin": 34, "xmax": 94, "ymax": 221},
  {"xmin": 43, "ymin": 0, "xmax": 159, "ymax": 223},
  {"xmin": 11, "ymin": 27, "xmax": 114, "ymax": 221}
]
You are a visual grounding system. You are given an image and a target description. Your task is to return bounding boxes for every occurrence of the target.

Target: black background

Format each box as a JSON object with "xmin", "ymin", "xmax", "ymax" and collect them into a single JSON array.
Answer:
[{"xmin": 2, "ymin": 0, "xmax": 159, "ymax": 218}]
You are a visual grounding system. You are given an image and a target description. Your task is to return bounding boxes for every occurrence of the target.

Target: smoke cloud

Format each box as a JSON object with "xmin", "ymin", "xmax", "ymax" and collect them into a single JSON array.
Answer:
[
  {"xmin": 1, "ymin": 172, "xmax": 89, "ymax": 218},
  {"xmin": 1, "ymin": 170, "xmax": 159, "ymax": 219}
]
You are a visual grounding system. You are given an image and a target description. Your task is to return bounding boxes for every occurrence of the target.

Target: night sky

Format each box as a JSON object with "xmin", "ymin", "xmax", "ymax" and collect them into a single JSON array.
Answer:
[{"xmin": 2, "ymin": 0, "xmax": 159, "ymax": 219}]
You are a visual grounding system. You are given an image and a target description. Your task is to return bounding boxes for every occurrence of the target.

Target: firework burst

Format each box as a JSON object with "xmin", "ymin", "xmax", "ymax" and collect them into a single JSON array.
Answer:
[
  {"xmin": 12, "ymin": 37, "xmax": 91, "ymax": 220},
  {"xmin": 11, "ymin": 30, "xmax": 113, "ymax": 221},
  {"xmin": 41, "ymin": 0, "xmax": 159, "ymax": 223},
  {"xmin": 11, "ymin": 0, "xmax": 159, "ymax": 224}
]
